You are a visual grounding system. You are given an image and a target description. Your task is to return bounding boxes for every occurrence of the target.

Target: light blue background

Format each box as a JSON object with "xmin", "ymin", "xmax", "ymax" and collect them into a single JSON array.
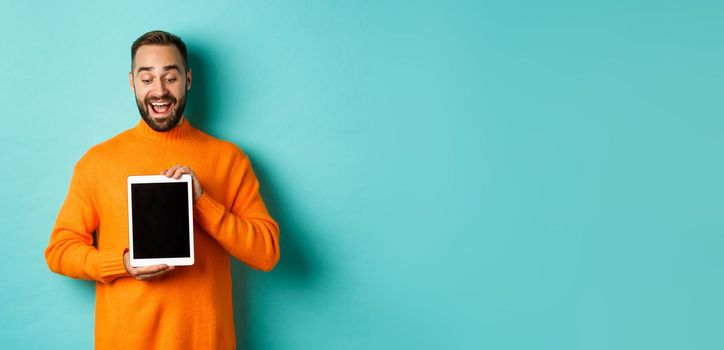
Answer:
[{"xmin": 1, "ymin": 1, "xmax": 723, "ymax": 349}]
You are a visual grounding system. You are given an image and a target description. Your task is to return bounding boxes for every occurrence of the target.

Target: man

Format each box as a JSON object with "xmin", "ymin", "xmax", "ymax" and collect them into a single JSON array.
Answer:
[{"xmin": 45, "ymin": 30, "xmax": 280, "ymax": 349}]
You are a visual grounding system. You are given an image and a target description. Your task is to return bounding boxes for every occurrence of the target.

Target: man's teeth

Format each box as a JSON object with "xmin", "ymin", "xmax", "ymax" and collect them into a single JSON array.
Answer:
[{"xmin": 150, "ymin": 101, "xmax": 172, "ymax": 114}]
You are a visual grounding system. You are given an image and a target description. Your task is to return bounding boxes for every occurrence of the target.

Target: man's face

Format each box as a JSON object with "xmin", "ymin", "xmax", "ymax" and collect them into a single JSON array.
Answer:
[{"xmin": 129, "ymin": 45, "xmax": 192, "ymax": 132}]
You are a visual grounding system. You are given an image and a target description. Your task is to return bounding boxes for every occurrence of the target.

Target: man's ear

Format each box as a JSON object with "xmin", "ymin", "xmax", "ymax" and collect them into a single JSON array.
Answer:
[
  {"xmin": 128, "ymin": 72, "xmax": 134, "ymax": 92},
  {"xmin": 186, "ymin": 68, "xmax": 192, "ymax": 91}
]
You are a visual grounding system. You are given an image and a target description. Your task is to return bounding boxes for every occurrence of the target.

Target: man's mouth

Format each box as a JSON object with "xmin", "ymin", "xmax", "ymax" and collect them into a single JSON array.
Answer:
[{"xmin": 149, "ymin": 101, "xmax": 173, "ymax": 115}]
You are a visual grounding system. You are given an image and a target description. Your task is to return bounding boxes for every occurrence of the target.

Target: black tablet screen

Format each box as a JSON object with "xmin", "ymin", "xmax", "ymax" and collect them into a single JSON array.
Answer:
[{"xmin": 131, "ymin": 182, "xmax": 190, "ymax": 258}]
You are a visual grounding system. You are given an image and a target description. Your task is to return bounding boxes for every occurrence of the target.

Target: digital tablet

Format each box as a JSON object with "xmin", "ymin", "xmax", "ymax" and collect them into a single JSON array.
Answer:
[{"xmin": 127, "ymin": 174, "xmax": 195, "ymax": 267}]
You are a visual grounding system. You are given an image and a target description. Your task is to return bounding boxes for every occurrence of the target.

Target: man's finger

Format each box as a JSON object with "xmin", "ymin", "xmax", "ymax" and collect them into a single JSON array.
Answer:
[
  {"xmin": 173, "ymin": 167, "xmax": 187, "ymax": 179},
  {"xmin": 136, "ymin": 267, "xmax": 174, "ymax": 281},
  {"xmin": 132, "ymin": 264, "xmax": 170, "ymax": 275},
  {"xmin": 162, "ymin": 165, "xmax": 182, "ymax": 177}
]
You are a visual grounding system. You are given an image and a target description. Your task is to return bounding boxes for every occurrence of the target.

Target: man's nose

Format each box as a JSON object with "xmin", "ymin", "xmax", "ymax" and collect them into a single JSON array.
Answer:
[{"xmin": 151, "ymin": 79, "xmax": 168, "ymax": 96}]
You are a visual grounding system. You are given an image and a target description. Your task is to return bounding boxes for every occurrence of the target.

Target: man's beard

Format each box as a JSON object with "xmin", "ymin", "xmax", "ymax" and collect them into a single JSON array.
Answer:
[{"xmin": 134, "ymin": 89, "xmax": 187, "ymax": 132}]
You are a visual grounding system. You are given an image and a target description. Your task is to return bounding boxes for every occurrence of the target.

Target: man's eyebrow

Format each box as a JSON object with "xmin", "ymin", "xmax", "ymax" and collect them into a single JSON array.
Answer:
[
  {"xmin": 136, "ymin": 66, "xmax": 153, "ymax": 74},
  {"xmin": 162, "ymin": 65, "xmax": 182, "ymax": 72},
  {"xmin": 135, "ymin": 65, "xmax": 182, "ymax": 74}
]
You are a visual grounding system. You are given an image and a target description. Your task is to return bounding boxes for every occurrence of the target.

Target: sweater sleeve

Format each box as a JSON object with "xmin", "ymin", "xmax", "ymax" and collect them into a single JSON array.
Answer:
[
  {"xmin": 193, "ymin": 150, "xmax": 280, "ymax": 271},
  {"xmin": 45, "ymin": 161, "xmax": 129, "ymax": 283}
]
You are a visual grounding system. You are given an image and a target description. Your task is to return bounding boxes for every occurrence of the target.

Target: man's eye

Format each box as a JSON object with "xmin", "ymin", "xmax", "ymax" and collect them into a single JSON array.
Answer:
[
  {"xmin": 166, "ymin": 78, "xmax": 177, "ymax": 83},
  {"xmin": 141, "ymin": 80, "xmax": 151, "ymax": 84}
]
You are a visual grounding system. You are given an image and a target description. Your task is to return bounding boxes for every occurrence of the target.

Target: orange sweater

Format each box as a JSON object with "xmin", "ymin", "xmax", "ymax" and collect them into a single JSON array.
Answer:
[{"xmin": 45, "ymin": 119, "xmax": 280, "ymax": 349}]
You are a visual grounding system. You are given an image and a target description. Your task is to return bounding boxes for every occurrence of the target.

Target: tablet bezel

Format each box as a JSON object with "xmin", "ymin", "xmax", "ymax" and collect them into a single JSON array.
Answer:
[{"xmin": 127, "ymin": 174, "xmax": 195, "ymax": 267}]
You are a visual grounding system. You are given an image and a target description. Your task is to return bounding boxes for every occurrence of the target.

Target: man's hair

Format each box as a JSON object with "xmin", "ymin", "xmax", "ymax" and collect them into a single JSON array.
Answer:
[{"xmin": 131, "ymin": 30, "xmax": 189, "ymax": 71}]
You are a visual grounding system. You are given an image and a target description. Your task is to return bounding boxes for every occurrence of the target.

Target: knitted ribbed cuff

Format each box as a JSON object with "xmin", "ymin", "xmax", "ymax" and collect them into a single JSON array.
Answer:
[
  {"xmin": 194, "ymin": 192, "xmax": 225, "ymax": 234},
  {"xmin": 98, "ymin": 248, "xmax": 130, "ymax": 283}
]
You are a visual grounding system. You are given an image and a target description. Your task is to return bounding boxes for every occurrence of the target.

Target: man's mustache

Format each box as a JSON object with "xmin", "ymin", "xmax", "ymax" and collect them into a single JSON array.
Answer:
[{"xmin": 144, "ymin": 95, "xmax": 178, "ymax": 105}]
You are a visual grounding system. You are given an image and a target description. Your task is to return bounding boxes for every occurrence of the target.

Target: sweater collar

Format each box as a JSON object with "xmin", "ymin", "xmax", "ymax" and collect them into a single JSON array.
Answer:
[{"xmin": 131, "ymin": 117, "xmax": 194, "ymax": 141}]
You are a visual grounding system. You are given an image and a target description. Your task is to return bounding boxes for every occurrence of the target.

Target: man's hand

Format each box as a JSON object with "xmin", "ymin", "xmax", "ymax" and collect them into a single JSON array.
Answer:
[
  {"xmin": 161, "ymin": 165, "xmax": 203, "ymax": 202},
  {"xmin": 123, "ymin": 251, "xmax": 175, "ymax": 281}
]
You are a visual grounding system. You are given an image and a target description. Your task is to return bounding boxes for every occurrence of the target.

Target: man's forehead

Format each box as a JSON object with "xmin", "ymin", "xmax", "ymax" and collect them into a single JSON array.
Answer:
[{"xmin": 132, "ymin": 44, "xmax": 185, "ymax": 72}]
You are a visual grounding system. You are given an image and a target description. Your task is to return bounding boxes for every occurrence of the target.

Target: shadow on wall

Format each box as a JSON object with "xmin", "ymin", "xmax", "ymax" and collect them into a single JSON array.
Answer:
[
  {"xmin": 186, "ymin": 46, "xmax": 320, "ymax": 349},
  {"xmin": 185, "ymin": 50, "xmax": 214, "ymax": 132}
]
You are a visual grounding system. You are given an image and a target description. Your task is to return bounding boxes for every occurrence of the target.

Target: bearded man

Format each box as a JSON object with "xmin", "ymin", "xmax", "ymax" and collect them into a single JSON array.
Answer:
[{"xmin": 45, "ymin": 30, "xmax": 280, "ymax": 349}]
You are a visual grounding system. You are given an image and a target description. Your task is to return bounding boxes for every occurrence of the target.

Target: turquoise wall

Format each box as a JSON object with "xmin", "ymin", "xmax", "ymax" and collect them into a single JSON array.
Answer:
[{"xmin": 2, "ymin": 1, "xmax": 723, "ymax": 349}]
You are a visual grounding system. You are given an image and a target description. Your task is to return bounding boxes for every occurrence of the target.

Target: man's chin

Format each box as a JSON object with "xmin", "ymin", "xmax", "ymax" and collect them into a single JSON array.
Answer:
[
  {"xmin": 152, "ymin": 115, "xmax": 172, "ymax": 125},
  {"xmin": 142, "ymin": 113, "xmax": 181, "ymax": 132}
]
